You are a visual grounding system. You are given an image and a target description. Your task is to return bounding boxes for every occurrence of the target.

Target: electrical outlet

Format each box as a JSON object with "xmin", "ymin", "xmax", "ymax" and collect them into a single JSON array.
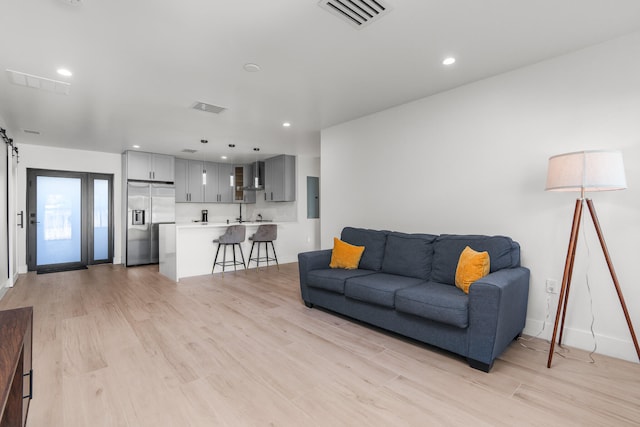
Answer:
[{"xmin": 546, "ymin": 279, "xmax": 559, "ymax": 294}]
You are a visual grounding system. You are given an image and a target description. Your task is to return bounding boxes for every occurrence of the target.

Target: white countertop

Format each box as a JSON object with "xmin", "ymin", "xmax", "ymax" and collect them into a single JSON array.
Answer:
[{"xmin": 174, "ymin": 221, "xmax": 281, "ymax": 229}]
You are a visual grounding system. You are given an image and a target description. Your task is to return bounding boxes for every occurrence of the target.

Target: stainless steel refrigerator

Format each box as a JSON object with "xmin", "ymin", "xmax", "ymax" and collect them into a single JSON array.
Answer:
[{"xmin": 126, "ymin": 182, "xmax": 175, "ymax": 266}]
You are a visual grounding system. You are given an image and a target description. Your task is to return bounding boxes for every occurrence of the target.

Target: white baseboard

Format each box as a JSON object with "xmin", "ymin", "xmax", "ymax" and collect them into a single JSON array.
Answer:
[{"xmin": 524, "ymin": 318, "xmax": 639, "ymax": 363}]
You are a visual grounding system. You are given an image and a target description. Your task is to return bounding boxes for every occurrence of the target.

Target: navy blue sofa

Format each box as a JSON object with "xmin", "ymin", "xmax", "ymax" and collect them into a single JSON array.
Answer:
[{"xmin": 298, "ymin": 227, "xmax": 530, "ymax": 372}]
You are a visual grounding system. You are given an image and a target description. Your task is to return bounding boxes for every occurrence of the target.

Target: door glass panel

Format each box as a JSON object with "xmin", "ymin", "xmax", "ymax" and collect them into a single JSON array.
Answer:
[
  {"xmin": 36, "ymin": 176, "xmax": 82, "ymax": 265},
  {"xmin": 93, "ymin": 179, "xmax": 109, "ymax": 261}
]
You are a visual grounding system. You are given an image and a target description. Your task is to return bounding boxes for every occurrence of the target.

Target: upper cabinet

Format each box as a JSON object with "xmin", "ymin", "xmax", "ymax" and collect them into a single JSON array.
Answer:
[
  {"xmin": 217, "ymin": 163, "xmax": 234, "ymax": 203},
  {"xmin": 264, "ymin": 154, "xmax": 296, "ymax": 202},
  {"xmin": 175, "ymin": 159, "xmax": 204, "ymax": 203},
  {"xmin": 175, "ymin": 156, "xmax": 293, "ymax": 204},
  {"xmin": 126, "ymin": 151, "xmax": 175, "ymax": 182},
  {"xmin": 203, "ymin": 162, "xmax": 219, "ymax": 203},
  {"xmin": 203, "ymin": 162, "xmax": 233, "ymax": 203}
]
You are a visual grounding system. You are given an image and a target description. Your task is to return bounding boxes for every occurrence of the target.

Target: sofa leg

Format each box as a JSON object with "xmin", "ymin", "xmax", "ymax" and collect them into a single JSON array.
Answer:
[
  {"xmin": 304, "ymin": 301, "xmax": 314, "ymax": 309},
  {"xmin": 467, "ymin": 358, "xmax": 493, "ymax": 373}
]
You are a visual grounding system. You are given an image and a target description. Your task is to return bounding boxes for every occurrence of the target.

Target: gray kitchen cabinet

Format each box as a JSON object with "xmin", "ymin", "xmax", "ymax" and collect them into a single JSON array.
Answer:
[
  {"xmin": 126, "ymin": 151, "xmax": 174, "ymax": 182},
  {"xmin": 203, "ymin": 162, "xmax": 219, "ymax": 203},
  {"xmin": 264, "ymin": 154, "xmax": 295, "ymax": 202},
  {"xmin": 203, "ymin": 162, "xmax": 233, "ymax": 203},
  {"xmin": 218, "ymin": 163, "xmax": 234, "ymax": 203},
  {"xmin": 175, "ymin": 158, "xmax": 204, "ymax": 202}
]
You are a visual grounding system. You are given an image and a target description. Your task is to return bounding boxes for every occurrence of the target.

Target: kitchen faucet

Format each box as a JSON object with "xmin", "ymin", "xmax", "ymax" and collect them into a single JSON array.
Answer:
[{"xmin": 236, "ymin": 203, "xmax": 243, "ymax": 223}]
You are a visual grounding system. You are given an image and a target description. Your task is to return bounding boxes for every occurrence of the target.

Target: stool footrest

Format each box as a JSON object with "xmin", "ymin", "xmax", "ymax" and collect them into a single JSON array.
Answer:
[
  {"xmin": 212, "ymin": 242, "xmax": 246, "ymax": 274},
  {"xmin": 248, "ymin": 241, "xmax": 279, "ymax": 270}
]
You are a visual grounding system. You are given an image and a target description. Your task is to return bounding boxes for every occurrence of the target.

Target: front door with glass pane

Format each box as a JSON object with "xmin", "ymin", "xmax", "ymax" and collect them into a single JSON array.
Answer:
[{"xmin": 27, "ymin": 169, "xmax": 113, "ymax": 272}]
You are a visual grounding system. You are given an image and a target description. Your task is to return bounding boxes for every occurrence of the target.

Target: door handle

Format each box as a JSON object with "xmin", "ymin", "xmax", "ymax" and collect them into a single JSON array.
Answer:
[
  {"xmin": 23, "ymin": 369, "xmax": 33, "ymax": 399},
  {"xmin": 17, "ymin": 211, "xmax": 24, "ymax": 228}
]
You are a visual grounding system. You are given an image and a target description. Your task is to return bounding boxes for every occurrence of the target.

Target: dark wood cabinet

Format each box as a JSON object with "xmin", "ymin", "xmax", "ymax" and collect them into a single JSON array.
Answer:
[{"xmin": 0, "ymin": 307, "xmax": 33, "ymax": 427}]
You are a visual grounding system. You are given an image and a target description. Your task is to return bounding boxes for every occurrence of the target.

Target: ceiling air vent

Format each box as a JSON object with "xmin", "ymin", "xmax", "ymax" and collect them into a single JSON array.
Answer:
[
  {"xmin": 318, "ymin": 0, "xmax": 391, "ymax": 29},
  {"xmin": 192, "ymin": 101, "xmax": 226, "ymax": 114},
  {"xmin": 181, "ymin": 149, "xmax": 197, "ymax": 154},
  {"xmin": 6, "ymin": 69, "xmax": 71, "ymax": 95}
]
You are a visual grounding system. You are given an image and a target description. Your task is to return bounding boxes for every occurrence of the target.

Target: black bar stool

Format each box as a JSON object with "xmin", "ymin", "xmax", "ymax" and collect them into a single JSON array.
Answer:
[
  {"xmin": 248, "ymin": 224, "xmax": 278, "ymax": 270},
  {"xmin": 212, "ymin": 225, "xmax": 246, "ymax": 274}
]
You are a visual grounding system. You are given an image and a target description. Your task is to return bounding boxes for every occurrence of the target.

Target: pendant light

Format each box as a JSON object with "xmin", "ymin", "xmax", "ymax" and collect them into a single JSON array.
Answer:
[
  {"xmin": 253, "ymin": 148, "xmax": 261, "ymax": 189},
  {"xmin": 201, "ymin": 139, "xmax": 207, "ymax": 185}
]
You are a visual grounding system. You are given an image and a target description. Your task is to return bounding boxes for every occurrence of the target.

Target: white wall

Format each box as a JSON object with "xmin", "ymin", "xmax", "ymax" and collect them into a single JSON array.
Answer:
[
  {"xmin": 321, "ymin": 32, "xmax": 640, "ymax": 362},
  {"xmin": 0, "ymin": 115, "xmax": 9, "ymax": 297},
  {"xmin": 17, "ymin": 144, "xmax": 123, "ymax": 272}
]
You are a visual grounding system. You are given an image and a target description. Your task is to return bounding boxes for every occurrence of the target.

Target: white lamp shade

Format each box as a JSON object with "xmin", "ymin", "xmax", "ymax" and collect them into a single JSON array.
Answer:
[{"xmin": 545, "ymin": 150, "xmax": 627, "ymax": 192}]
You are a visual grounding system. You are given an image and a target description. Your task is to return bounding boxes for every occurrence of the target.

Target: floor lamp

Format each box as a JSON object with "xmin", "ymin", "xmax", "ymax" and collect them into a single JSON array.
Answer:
[{"xmin": 545, "ymin": 150, "xmax": 640, "ymax": 368}]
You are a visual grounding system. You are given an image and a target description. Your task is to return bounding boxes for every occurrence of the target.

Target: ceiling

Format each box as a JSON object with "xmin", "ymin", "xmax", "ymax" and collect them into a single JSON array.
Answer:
[{"xmin": 1, "ymin": 0, "xmax": 640, "ymax": 164}]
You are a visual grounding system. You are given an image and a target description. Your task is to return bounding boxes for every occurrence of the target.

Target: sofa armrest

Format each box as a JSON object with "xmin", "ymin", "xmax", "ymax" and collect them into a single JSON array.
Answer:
[
  {"xmin": 298, "ymin": 250, "xmax": 332, "ymax": 302},
  {"xmin": 467, "ymin": 266, "xmax": 530, "ymax": 370}
]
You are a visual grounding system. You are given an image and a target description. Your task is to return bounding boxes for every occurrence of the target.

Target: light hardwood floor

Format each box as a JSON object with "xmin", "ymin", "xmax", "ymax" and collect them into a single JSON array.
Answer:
[{"xmin": 1, "ymin": 263, "xmax": 638, "ymax": 426}]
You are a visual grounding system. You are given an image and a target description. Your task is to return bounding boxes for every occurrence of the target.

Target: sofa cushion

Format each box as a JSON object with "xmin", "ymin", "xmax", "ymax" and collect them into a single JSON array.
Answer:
[
  {"xmin": 307, "ymin": 269, "xmax": 375, "ymax": 294},
  {"xmin": 341, "ymin": 227, "xmax": 388, "ymax": 271},
  {"xmin": 345, "ymin": 273, "xmax": 425, "ymax": 308},
  {"xmin": 329, "ymin": 238, "xmax": 365, "ymax": 269},
  {"xmin": 381, "ymin": 232, "xmax": 437, "ymax": 280},
  {"xmin": 395, "ymin": 282, "xmax": 469, "ymax": 328},
  {"xmin": 431, "ymin": 235, "xmax": 516, "ymax": 285}
]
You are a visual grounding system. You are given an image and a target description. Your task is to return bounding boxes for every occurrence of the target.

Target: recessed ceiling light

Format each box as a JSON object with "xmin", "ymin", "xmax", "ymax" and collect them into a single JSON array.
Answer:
[
  {"xmin": 282, "ymin": 122, "xmax": 291, "ymax": 127},
  {"xmin": 57, "ymin": 68, "xmax": 73, "ymax": 77},
  {"xmin": 132, "ymin": 145, "xmax": 140, "ymax": 149},
  {"xmin": 442, "ymin": 57, "xmax": 456, "ymax": 66},
  {"xmin": 243, "ymin": 63, "xmax": 261, "ymax": 72},
  {"xmin": 221, "ymin": 155, "xmax": 227, "ymax": 160}
]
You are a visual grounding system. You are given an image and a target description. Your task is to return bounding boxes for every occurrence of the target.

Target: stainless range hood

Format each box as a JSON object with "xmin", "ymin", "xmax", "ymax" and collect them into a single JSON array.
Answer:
[{"xmin": 243, "ymin": 161, "xmax": 264, "ymax": 191}]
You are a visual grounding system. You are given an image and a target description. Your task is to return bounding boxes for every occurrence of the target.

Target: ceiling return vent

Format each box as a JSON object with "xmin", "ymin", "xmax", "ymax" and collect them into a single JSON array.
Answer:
[
  {"xmin": 6, "ymin": 69, "xmax": 71, "ymax": 95},
  {"xmin": 318, "ymin": 0, "xmax": 391, "ymax": 28},
  {"xmin": 192, "ymin": 101, "xmax": 226, "ymax": 114}
]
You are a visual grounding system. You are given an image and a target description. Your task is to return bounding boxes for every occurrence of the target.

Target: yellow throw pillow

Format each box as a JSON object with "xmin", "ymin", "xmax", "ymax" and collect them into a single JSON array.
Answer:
[
  {"xmin": 455, "ymin": 246, "xmax": 490, "ymax": 294},
  {"xmin": 329, "ymin": 237, "xmax": 365, "ymax": 269}
]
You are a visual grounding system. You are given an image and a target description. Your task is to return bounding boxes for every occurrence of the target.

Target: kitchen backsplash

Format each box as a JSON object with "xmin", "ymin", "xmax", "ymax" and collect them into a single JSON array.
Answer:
[{"xmin": 175, "ymin": 195, "xmax": 297, "ymax": 224}]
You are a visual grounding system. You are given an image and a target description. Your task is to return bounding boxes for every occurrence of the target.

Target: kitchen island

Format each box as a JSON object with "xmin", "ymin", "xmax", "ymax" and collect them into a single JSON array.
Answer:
[{"xmin": 159, "ymin": 222, "xmax": 288, "ymax": 281}]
